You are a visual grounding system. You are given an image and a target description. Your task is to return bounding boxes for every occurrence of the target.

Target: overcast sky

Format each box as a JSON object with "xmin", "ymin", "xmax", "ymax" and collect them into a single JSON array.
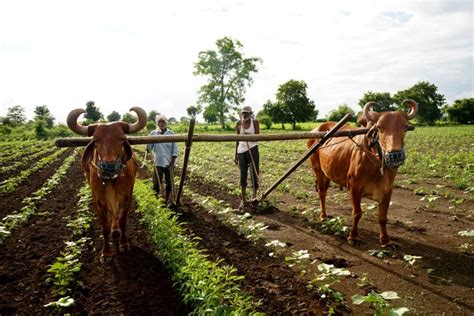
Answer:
[{"xmin": 0, "ymin": 0, "xmax": 472, "ymax": 124}]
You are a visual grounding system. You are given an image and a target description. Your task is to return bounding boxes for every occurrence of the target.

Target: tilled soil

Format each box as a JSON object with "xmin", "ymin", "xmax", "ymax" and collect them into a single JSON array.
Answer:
[{"xmin": 186, "ymin": 174, "xmax": 474, "ymax": 315}]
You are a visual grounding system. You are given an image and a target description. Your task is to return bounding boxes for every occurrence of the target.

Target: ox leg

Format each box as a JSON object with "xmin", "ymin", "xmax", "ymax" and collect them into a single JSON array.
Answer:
[
  {"xmin": 316, "ymin": 173, "xmax": 330, "ymax": 221},
  {"xmin": 118, "ymin": 196, "xmax": 131, "ymax": 252},
  {"xmin": 96, "ymin": 202, "xmax": 113, "ymax": 262},
  {"xmin": 378, "ymin": 196, "xmax": 397, "ymax": 248},
  {"xmin": 348, "ymin": 190, "xmax": 362, "ymax": 246}
]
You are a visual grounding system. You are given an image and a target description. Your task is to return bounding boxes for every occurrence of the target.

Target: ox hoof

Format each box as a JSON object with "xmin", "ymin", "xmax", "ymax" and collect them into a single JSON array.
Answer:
[
  {"xmin": 119, "ymin": 243, "xmax": 131, "ymax": 253},
  {"xmin": 100, "ymin": 254, "xmax": 113, "ymax": 263},
  {"xmin": 381, "ymin": 241, "xmax": 399, "ymax": 249},
  {"xmin": 112, "ymin": 230, "xmax": 120, "ymax": 240},
  {"xmin": 347, "ymin": 238, "xmax": 361, "ymax": 246}
]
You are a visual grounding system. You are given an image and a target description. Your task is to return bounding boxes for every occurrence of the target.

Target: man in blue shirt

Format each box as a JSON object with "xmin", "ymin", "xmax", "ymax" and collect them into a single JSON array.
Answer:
[{"xmin": 147, "ymin": 114, "xmax": 178, "ymax": 204}]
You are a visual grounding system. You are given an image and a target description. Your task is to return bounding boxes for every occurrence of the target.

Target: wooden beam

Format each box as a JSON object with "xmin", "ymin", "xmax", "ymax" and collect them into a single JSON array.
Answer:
[{"xmin": 55, "ymin": 126, "xmax": 415, "ymax": 147}]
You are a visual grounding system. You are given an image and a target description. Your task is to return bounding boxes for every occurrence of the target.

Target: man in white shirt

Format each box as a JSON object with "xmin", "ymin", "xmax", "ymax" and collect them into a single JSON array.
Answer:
[{"xmin": 147, "ymin": 114, "xmax": 178, "ymax": 205}]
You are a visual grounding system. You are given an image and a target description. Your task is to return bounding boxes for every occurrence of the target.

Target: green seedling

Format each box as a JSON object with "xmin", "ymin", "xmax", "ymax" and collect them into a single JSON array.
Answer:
[{"xmin": 352, "ymin": 291, "xmax": 409, "ymax": 316}]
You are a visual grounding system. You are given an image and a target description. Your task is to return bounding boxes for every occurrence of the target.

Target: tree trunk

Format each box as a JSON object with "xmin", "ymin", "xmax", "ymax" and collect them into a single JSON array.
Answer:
[
  {"xmin": 281, "ymin": 123, "xmax": 285, "ymax": 129},
  {"xmin": 292, "ymin": 120, "xmax": 296, "ymax": 130},
  {"xmin": 219, "ymin": 111, "xmax": 225, "ymax": 129}
]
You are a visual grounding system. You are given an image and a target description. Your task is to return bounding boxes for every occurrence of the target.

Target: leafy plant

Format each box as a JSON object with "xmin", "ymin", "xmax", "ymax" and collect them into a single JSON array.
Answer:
[
  {"xmin": 403, "ymin": 255, "xmax": 423, "ymax": 266},
  {"xmin": 352, "ymin": 291, "xmax": 409, "ymax": 315}
]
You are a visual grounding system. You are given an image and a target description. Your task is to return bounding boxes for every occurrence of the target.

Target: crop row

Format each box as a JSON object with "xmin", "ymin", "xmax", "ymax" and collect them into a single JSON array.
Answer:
[
  {"xmin": 0, "ymin": 146, "xmax": 59, "ymax": 174},
  {"xmin": 0, "ymin": 149, "xmax": 80, "ymax": 242},
  {"xmin": 0, "ymin": 147, "xmax": 68, "ymax": 194}
]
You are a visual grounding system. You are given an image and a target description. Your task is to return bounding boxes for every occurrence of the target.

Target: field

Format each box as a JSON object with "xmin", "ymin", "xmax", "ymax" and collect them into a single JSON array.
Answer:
[{"xmin": 0, "ymin": 125, "xmax": 473, "ymax": 314}]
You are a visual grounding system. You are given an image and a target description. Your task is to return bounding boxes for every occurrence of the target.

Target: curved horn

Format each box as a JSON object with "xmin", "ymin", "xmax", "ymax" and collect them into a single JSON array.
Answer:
[
  {"xmin": 66, "ymin": 109, "xmax": 88, "ymax": 136},
  {"xmin": 363, "ymin": 101, "xmax": 379, "ymax": 122},
  {"xmin": 403, "ymin": 99, "xmax": 418, "ymax": 120},
  {"xmin": 127, "ymin": 107, "xmax": 147, "ymax": 133}
]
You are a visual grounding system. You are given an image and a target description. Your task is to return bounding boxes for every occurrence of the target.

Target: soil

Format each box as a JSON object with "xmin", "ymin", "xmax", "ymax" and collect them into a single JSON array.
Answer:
[{"xmin": 1, "ymin": 147, "xmax": 473, "ymax": 315}]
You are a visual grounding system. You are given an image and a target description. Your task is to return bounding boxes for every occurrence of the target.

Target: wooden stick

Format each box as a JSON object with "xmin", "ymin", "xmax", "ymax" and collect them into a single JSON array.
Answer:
[
  {"xmin": 175, "ymin": 118, "xmax": 196, "ymax": 205},
  {"xmin": 257, "ymin": 113, "xmax": 353, "ymax": 203},
  {"xmin": 55, "ymin": 126, "xmax": 415, "ymax": 147}
]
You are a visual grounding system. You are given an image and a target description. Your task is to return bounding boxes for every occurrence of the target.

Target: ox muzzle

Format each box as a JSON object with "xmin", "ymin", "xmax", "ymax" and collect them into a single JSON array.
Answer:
[
  {"xmin": 382, "ymin": 149, "xmax": 406, "ymax": 169},
  {"xmin": 96, "ymin": 158, "xmax": 125, "ymax": 182}
]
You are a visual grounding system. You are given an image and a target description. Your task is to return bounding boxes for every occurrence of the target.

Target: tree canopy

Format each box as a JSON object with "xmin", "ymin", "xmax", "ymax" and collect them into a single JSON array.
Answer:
[
  {"xmin": 358, "ymin": 91, "xmax": 395, "ymax": 112},
  {"xmin": 186, "ymin": 105, "xmax": 201, "ymax": 118},
  {"xmin": 122, "ymin": 112, "xmax": 137, "ymax": 123},
  {"xmin": 393, "ymin": 81, "xmax": 445, "ymax": 125},
  {"xmin": 444, "ymin": 98, "xmax": 473, "ymax": 124},
  {"xmin": 107, "ymin": 111, "xmax": 121, "ymax": 122},
  {"xmin": 148, "ymin": 110, "xmax": 160, "ymax": 122},
  {"xmin": 266, "ymin": 80, "xmax": 316, "ymax": 130},
  {"xmin": 34, "ymin": 105, "xmax": 55, "ymax": 128},
  {"xmin": 193, "ymin": 36, "xmax": 261, "ymax": 129},
  {"xmin": 5, "ymin": 105, "xmax": 26, "ymax": 126},
  {"xmin": 327, "ymin": 104, "xmax": 355, "ymax": 122},
  {"xmin": 84, "ymin": 101, "xmax": 103, "ymax": 123}
]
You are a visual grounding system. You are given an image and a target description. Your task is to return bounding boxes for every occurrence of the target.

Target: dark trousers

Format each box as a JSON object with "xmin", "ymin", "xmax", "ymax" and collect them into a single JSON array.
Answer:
[
  {"xmin": 153, "ymin": 166, "xmax": 172, "ymax": 194},
  {"xmin": 238, "ymin": 145, "xmax": 259, "ymax": 189}
]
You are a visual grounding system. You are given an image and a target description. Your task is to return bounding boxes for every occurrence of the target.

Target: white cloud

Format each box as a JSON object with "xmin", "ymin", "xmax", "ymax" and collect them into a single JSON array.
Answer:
[{"xmin": 0, "ymin": 0, "xmax": 472, "ymax": 123}]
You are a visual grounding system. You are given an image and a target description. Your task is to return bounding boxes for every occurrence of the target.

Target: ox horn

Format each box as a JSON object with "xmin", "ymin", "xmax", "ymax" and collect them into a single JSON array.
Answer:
[
  {"xmin": 127, "ymin": 107, "xmax": 147, "ymax": 133},
  {"xmin": 363, "ymin": 101, "xmax": 379, "ymax": 122},
  {"xmin": 66, "ymin": 109, "xmax": 88, "ymax": 136},
  {"xmin": 402, "ymin": 99, "xmax": 418, "ymax": 120}
]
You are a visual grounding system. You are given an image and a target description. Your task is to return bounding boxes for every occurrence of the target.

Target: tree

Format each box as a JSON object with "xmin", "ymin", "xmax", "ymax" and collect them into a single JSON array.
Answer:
[
  {"xmin": 263, "ymin": 99, "xmax": 288, "ymax": 129},
  {"xmin": 107, "ymin": 111, "xmax": 121, "ymax": 122},
  {"xmin": 327, "ymin": 104, "xmax": 355, "ymax": 121},
  {"xmin": 275, "ymin": 80, "xmax": 316, "ymax": 130},
  {"xmin": 168, "ymin": 117, "xmax": 177, "ymax": 124},
  {"xmin": 256, "ymin": 108, "xmax": 273, "ymax": 129},
  {"xmin": 194, "ymin": 36, "xmax": 262, "ymax": 129},
  {"xmin": 35, "ymin": 120, "xmax": 48, "ymax": 140},
  {"xmin": 34, "ymin": 105, "xmax": 55, "ymax": 128},
  {"xmin": 148, "ymin": 110, "xmax": 160, "ymax": 122},
  {"xmin": 203, "ymin": 106, "xmax": 218, "ymax": 124},
  {"xmin": 444, "ymin": 98, "xmax": 474, "ymax": 124},
  {"xmin": 393, "ymin": 81, "xmax": 445, "ymax": 125},
  {"xmin": 84, "ymin": 101, "xmax": 103, "ymax": 123},
  {"xmin": 358, "ymin": 91, "xmax": 395, "ymax": 112},
  {"xmin": 180, "ymin": 116, "xmax": 190, "ymax": 123},
  {"xmin": 186, "ymin": 105, "xmax": 201, "ymax": 118},
  {"xmin": 6, "ymin": 105, "xmax": 26, "ymax": 126},
  {"xmin": 122, "ymin": 112, "xmax": 137, "ymax": 123}
]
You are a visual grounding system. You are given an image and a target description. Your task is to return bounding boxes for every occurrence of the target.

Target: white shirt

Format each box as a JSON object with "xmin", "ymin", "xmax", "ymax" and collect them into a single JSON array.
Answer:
[{"xmin": 237, "ymin": 119, "xmax": 258, "ymax": 154}]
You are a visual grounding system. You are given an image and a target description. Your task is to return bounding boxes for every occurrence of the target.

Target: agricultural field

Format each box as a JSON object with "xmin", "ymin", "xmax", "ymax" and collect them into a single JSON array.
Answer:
[{"xmin": 0, "ymin": 125, "xmax": 473, "ymax": 314}]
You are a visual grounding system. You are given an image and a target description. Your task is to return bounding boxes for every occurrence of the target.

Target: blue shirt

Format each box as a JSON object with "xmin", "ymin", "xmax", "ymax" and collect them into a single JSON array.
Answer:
[{"xmin": 147, "ymin": 129, "xmax": 179, "ymax": 167}]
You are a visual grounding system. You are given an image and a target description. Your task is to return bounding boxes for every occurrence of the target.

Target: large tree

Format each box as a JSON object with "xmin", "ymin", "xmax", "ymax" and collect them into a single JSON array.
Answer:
[
  {"xmin": 122, "ymin": 112, "xmax": 137, "ymax": 123},
  {"xmin": 107, "ymin": 111, "xmax": 121, "ymax": 122},
  {"xmin": 34, "ymin": 105, "xmax": 55, "ymax": 128},
  {"xmin": 202, "ymin": 106, "xmax": 218, "ymax": 124},
  {"xmin": 84, "ymin": 101, "xmax": 103, "ymax": 123},
  {"xmin": 193, "ymin": 36, "xmax": 261, "ymax": 129},
  {"xmin": 444, "ymin": 98, "xmax": 474, "ymax": 124},
  {"xmin": 327, "ymin": 104, "xmax": 355, "ymax": 122},
  {"xmin": 186, "ymin": 105, "xmax": 201, "ymax": 118},
  {"xmin": 148, "ymin": 110, "xmax": 160, "ymax": 122},
  {"xmin": 263, "ymin": 99, "xmax": 288, "ymax": 129},
  {"xmin": 275, "ymin": 80, "xmax": 316, "ymax": 130},
  {"xmin": 358, "ymin": 91, "xmax": 395, "ymax": 112},
  {"xmin": 6, "ymin": 105, "xmax": 26, "ymax": 126},
  {"xmin": 393, "ymin": 81, "xmax": 445, "ymax": 125}
]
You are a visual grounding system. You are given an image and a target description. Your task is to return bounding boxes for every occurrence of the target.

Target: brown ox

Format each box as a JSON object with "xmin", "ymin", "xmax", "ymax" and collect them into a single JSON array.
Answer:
[
  {"xmin": 307, "ymin": 100, "xmax": 417, "ymax": 247},
  {"xmin": 67, "ymin": 107, "xmax": 147, "ymax": 262}
]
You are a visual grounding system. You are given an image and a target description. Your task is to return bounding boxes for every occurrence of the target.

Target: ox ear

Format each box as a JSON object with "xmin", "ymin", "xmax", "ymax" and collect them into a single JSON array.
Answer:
[
  {"xmin": 123, "ymin": 140, "xmax": 133, "ymax": 162},
  {"xmin": 81, "ymin": 141, "xmax": 95, "ymax": 171},
  {"xmin": 87, "ymin": 124, "xmax": 97, "ymax": 137}
]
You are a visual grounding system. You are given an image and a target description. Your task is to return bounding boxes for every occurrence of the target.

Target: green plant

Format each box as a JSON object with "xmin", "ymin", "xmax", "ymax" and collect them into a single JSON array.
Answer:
[
  {"xmin": 320, "ymin": 217, "xmax": 348, "ymax": 237},
  {"xmin": 403, "ymin": 254, "xmax": 423, "ymax": 266},
  {"xmin": 352, "ymin": 291, "xmax": 409, "ymax": 316},
  {"xmin": 309, "ymin": 263, "xmax": 351, "ymax": 307}
]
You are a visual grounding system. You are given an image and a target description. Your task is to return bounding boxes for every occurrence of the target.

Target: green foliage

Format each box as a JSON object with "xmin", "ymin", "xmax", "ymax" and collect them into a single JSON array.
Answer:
[
  {"xmin": 35, "ymin": 120, "xmax": 49, "ymax": 140},
  {"xmin": 256, "ymin": 108, "xmax": 273, "ymax": 129},
  {"xmin": 84, "ymin": 100, "xmax": 103, "ymax": 123},
  {"xmin": 194, "ymin": 36, "xmax": 262, "ymax": 128},
  {"xmin": 186, "ymin": 105, "xmax": 201, "ymax": 118},
  {"xmin": 352, "ymin": 291, "xmax": 409, "ymax": 316},
  {"xmin": 122, "ymin": 112, "xmax": 137, "ymax": 123},
  {"xmin": 444, "ymin": 98, "xmax": 474, "ymax": 124},
  {"xmin": 319, "ymin": 217, "xmax": 348, "ymax": 236},
  {"xmin": 393, "ymin": 81, "xmax": 445, "ymax": 125},
  {"xmin": 134, "ymin": 180, "xmax": 261, "ymax": 314},
  {"xmin": 358, "ymin": 91, "xmax": 396, "ymax": 112},
  {"xmin": 327, "ymin": 104, "xmax": 355, "ymax": 121},
  {"xmin": 5, "ymin": 105, "xmax": 26, "ymax": 126},
  {"xmin": 107, "ymin": 110, "xmax": 121, "ymax": 122},
  {"xmin": 146, "ymin": 120, "xmax": 156, "ymax": 132},
  {"xmin": 34, "ymin": 105, "xmax": 55, "ymax": 127},
  {"xmin": 148, "ymin": 110, "xmax": 159, "ymax": 122},
  {"xmin": 309, "ymin": 263, "xmax": 351, "ymax": 307},
  {"xmin": 273, "ymin": 80, "xmax": 316, "ymax": 130},
  {"xmin": 203, "ymin": 106, "xmax": 219, "ymax": 124}
]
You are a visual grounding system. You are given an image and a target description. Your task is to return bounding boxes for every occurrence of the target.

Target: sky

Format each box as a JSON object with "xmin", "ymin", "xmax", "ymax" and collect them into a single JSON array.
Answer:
[{"xmin": 0, "ymin": 0, "xmax": 472, "ymax": 124}]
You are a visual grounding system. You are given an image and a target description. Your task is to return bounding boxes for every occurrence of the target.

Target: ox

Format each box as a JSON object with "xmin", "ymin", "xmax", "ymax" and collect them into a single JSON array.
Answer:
[
  {"xmin": 307, "ymin": 100, "xmax": 417, "ymax": 247},
  {"xmin": 67, "ymin": 107, "xmax": 147, "ymax": 262}
]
